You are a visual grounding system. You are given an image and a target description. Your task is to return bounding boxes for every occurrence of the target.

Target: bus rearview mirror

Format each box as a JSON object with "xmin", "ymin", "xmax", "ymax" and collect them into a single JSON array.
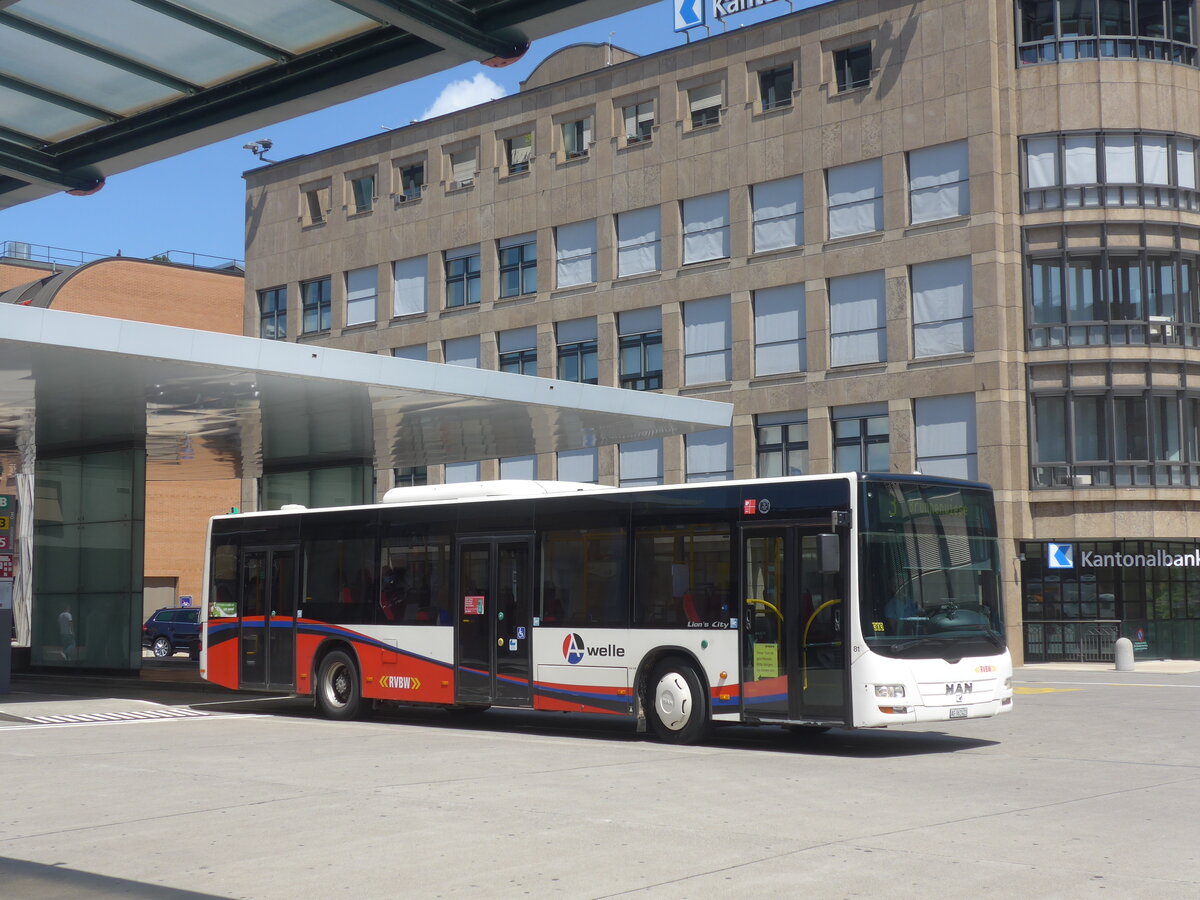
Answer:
[{"xmin": 817, "ymin": 533, "xmax": 840, "ymax": 574}]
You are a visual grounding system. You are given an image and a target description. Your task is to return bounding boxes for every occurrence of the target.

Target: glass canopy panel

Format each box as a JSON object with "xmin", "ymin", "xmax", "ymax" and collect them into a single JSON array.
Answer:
[
  {"xmin": 183, "ymin": 0, "xmax": 380, "ymax": 54},
  {"xmin": 0, "ymin": 30, "xmax": 177, "ymax": 117},
  {"xmin": 0, "ymin": 84, "xmax": 105, "ymax": 143},
  {"xmin": 7, "ymin": 1, "xmax": 275, "ymax": 88}
]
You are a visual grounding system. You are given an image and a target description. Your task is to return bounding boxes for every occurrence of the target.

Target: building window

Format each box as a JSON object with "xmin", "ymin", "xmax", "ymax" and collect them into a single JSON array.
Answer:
[
  {"xmin": 688, "ymin": 83, "xmax": 722, "ymax": 128},
  {"xmin": 752, "ymin": 175, "xmax": 804, "ymax": 252},
  {"xmin": 913, "ymin": 257, "xmax": 974, "ymax": 357},
  {"xmin": 391, "ymin": 345, "xmax": 425, "ymax": 361},
  {"xmin": 393, "ymin": 256, "xmax": 427, "ymax": 317},
  {"xmin": 834, "ymin": 43, "xmax": 872, "ymax": 92},
  {"xmin": 505, "ymin": 131, "xmax": 533, "ymax": 174},
  {"xmin": 616, "ymin": 206, "xmax": 661, "ymax": 276},
  {"xmin": 498, "ymin": 234, "xmax": 537, "ymax": 298},
  {"xmin": 444, "ymin": 335, "xmax": 480, "ymax": 367},
  {"xmin": 301, "ymin": 277, "xmax": 331, "ymax": 334},
  {"xmin": 555, "ymin": 220, "xmax": 597, "ymax": 287},
  {"xmin": 449, "ymin": 147, "xmax": 476, "ymax": 188},
  {"xmin": 833, "ymin": 403, "xmax": 890, "ymax": 472},
  {"xmin": 686, "ymin": 428, "xmax": 733, "ymax": 482},
  {"xmin": 623, "ymin": 100, "xmax": 654, "ymax": 143},
  {"xmin": 556, "ymin": 318, "xmax": 598, "ymax": 384},
  {"xmin": 557, "ymin": 448, "xmax": 598, "ymax": 483},
  {"xmin": 909, "ymin": 141, "xmax": 970, "ymax": 223},
  {"xmin": 829, "ymin": 270, "xmax": 886, "ymax": 366},
  {"xmin": 561, "ymin": 116, "xmax": 592, "ymax": 159},
  {"xmin": 915, "ymin": 394, "xmax": 977, "ymax": 481},
  {"xmin": 1016, "ymin": 0, "xmax": 1198, "ymax": 66},
  {"xmin": 828, "ymin": 159, "xmax": 884, "ymax": 239},
  {"xmin": 300, "ymin": 180, "xmax": 330, "ymax": 226},
  {"xmin": 500, "ymin": 456, "xmax": 536, "ymax": 479},
  {"xmin": 445, "ymin": 461, "xmax": 481, "ymax": 483},
  {"xmin": 345, "ymin": 266, "xmax": 377, "ymax": 327},
  {"xmin": 1023, "ymin": 131, "xmax": 1200, "ymax": 212},
  {"xmin": 756, "ymin": 411, "xmax": 808, "ymax": 477},
  {"xmin": 758, "ymin": 65, "xmax": 794, "ymax": 110},
  {"xmin": 619, "ymin": 439, "xmax": 663, "ymax": 487},
  {"xmin": 399, "ymin": 162, "xmax": 423, "ymax": 201},
  {"xmin": 681, "ymin": 192, "xmax": 730, "ymax": 264},
  {"xmin": 1025, "ymin": 237, "xmax": 1200, "ymax": 348},
  {"xmin": 1030, "ymin": 383, "xmax": 1200, "ymax": 488},
  {"xmin": 258, "ymin": 287, "xmax": 286, "ymax": 340},
  {"xmin": 754, "ymin": 284, "xmax": 806, "ymax": 376},
  {"xmin": 444, "ymin": 246, "xmax": 481, "ymax": 308},
  {"xmin": 619, "ymin": 308, "xmax": 663, "ymax": 391},
  {"xmin": 349, "ymin": 172, "xmax": 375, "ymax": 214},
  {"xmin": 394, "ymin": 466, "xmax": 428, "ymax": 487},
  {"xmin": 684, "ymin": 295, "xmax": 732, "ymax": 385},
  {"xmin": 498, "ymin": 326, "xmax": 537, "ymax": 375}
]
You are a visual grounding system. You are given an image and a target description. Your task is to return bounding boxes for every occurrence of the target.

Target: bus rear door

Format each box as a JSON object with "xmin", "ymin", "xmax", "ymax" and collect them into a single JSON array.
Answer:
[
  {"xmin": 741, "ymin": 526, "xmax": 846, "ymax": 723},
  {"xmin": 455, "ymin": 536, "xmax": 533, "ymax": 707},
  {"xmin": 239, "ymin": 546, "xmax": 300, "ymax": 690}
]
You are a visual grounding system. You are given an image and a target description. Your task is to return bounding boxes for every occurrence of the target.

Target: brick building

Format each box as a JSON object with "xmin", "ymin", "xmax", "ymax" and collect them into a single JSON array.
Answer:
[{"xmin": 0, "ymin": 247, "xmax": 243, "ymax": 625}]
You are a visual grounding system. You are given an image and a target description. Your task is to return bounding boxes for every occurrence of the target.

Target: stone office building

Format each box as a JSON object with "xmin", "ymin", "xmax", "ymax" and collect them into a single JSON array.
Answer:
[{"xmin": 240, "ymin": 0, "xmax": 1200, "ymax": 662}]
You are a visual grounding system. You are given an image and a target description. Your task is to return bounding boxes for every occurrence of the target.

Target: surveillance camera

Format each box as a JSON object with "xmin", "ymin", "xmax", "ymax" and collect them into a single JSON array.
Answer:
[
  {"xmin": 258, "ymin": 138, "xmax": 273, "ymax": 151},
  {"xmin": 242, "ymin": 143, "xmax": 258, "ymax": 151}
]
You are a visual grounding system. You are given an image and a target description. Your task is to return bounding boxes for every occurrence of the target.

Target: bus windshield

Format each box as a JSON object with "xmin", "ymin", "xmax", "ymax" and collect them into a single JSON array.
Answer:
[{"xmin": 859, "ymin": 479, "xmax": 1004, "ymax": 659}]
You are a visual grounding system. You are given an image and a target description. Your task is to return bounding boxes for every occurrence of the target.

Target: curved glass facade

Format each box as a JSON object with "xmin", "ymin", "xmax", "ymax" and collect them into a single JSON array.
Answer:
[
  {"xmin": 1017, "ymin": 0, "xmax": 1197, "ymax": 65},
  {"xmin": 1023, "ymin": 131, "xmax": 1200, "ymax": 213}
]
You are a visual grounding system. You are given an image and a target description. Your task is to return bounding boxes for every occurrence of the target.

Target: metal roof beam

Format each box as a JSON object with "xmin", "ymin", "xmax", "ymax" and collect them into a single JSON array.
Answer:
[
  {"xmin": 332, "ymin": 0, "xmax": 527, "ymax": 63},
  {"xmin": 128, "ymin": 0, "xmax": 292, "ymax": 63},
  {"xmin": 0, "ymin": 73, "xmax": 119, "ymax": 125},
  {"xmin": 0, "ymin": 124, "xmax": 44, "ymax": 151},
  {"xmin": 0, "ymin": 142, "xmax": 102, "ymax": 192},
  {"xmin": 0, "ymin": 11, "xmax": 200, "ymax": 96}
]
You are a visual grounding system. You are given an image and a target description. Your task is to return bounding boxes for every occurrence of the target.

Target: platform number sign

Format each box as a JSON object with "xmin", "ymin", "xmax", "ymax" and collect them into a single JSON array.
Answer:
[
  {"xmin": 0, "ymin": 494, "xmax": 12, "ymax": 509},
  {"xmin": 0, "ymin": 516, "xmax": 9, "ymax": 532}
]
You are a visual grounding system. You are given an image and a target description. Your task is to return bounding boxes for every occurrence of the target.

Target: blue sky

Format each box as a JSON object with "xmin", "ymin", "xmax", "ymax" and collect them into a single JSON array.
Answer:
[{"xmin": 0, "ymin": 1, "xmax": 812, "ymax": 264}]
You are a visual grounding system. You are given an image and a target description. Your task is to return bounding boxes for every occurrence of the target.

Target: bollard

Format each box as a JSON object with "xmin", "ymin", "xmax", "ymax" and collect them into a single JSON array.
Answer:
[{"xmin": 1114, "ymin": 636, "xmax": 1135, "ymax": 672}]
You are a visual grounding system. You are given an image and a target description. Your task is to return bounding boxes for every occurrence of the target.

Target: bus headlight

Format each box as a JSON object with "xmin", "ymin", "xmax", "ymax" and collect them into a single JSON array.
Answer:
[{"xmin": 874, "ymin": 684, "xmax": 905, "ymax": 698}]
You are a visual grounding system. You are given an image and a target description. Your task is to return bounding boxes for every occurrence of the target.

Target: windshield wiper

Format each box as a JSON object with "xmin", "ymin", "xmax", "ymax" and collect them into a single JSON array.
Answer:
[{"xmin": 889, "ymin": 636, "xmax": 952, "ymax": 653}]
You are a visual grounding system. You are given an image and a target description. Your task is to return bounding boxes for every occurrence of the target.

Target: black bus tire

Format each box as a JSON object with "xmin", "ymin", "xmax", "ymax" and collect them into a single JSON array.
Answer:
[
  {"xmin": 647, "ymin": 658, "xmax": 710, "ymax": 744},
  {"xmin": 315, "ymin": 650, "xmax": 364, "ymax": 720}
]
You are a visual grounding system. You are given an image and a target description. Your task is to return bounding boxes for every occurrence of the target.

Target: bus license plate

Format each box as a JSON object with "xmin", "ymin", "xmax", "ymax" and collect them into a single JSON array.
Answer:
[{"xmin": 949, "ymin": 707, "xmax": 967, "ymax": 719}]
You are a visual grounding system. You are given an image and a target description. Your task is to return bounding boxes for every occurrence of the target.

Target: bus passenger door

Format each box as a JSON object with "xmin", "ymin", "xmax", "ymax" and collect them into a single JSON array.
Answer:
[
  {"xmin": 742, "ymin": 527, "xmax": 846, "ymax": 722},
  {"xmin": 239, "ymin": 547, "xmax": 299, "ymax": 690},
  {"xmin": 455, "ymin": 537, "xmax": 533, "ymax": 707}
]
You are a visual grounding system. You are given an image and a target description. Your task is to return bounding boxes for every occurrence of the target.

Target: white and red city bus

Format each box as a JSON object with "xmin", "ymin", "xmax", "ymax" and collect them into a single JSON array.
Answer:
[{"xmin": 200, "ymin": 473, "xmax": 1012, "ymax": 743}]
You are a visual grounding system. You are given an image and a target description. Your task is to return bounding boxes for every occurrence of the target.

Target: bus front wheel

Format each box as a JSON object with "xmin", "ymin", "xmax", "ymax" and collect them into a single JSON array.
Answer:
[
  {"xmin": 647, "ymin": 659, "xmax": 710, "ymax": 744},
  {"xmin": 316, "ymin": 650, "xmax": 364, "ymax": 720}
]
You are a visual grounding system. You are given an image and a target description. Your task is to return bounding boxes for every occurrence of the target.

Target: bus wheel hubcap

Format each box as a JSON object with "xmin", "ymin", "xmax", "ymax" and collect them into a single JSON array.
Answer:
[{"xmin": 654, "ymin": 672, "xmax": 692, "ymax": 731}]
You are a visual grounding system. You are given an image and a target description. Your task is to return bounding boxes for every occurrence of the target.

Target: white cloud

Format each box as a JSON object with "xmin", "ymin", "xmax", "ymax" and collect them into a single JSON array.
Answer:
[{"xmin": 420, "ymin": 73, "xmax": 507, "ymax": 121}]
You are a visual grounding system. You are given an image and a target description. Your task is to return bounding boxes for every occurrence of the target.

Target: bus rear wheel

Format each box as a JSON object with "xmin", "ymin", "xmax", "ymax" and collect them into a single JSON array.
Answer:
[
  {"xmin": 647, "ymin": 658, "xmax": 710, "ymax": 744},
  {"xmin": 315, "ymin": 650, "xmax": 364, "ymax": 720}
]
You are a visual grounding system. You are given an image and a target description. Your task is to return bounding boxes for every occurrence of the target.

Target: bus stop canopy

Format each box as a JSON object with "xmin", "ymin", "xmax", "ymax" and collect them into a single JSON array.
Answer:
[
  {"xmin": 0, "ymin": 303, "xmax": 731, "ymax": 480},
  {"xmin": 0, "ymin": 0, "xmax": 648, "ymax": 209}
]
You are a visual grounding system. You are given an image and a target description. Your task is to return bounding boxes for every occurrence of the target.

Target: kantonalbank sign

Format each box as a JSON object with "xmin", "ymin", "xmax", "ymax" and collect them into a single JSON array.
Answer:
[
  {"xmin": 674, "ymin": 0, "xmax": 789, "ymax": 32},
  {"xmin": 1047, "ymin": 543, "xmax": 1200, "ymax": 569}
]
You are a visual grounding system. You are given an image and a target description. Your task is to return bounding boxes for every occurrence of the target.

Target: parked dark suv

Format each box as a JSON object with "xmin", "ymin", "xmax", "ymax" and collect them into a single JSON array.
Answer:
[{"xmin": 142, "ymin": 607, "xmax": 200, "ymax": 659}]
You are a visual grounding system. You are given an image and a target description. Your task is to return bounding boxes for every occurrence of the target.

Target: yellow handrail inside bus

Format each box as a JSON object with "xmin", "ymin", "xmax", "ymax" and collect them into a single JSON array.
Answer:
[
  {"xmin": 745, "ymin": 597, "xmax": 783, "ymax": 623},
  {"xmin": 802, "ymin": 597, "xmax": 842, "ymax": 690}
]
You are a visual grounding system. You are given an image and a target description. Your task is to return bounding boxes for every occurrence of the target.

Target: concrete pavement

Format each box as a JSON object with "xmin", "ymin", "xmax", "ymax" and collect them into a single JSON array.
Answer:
[{"xmin": 0, "ymin": 665, "xmax": 1198, "ymax": 898}]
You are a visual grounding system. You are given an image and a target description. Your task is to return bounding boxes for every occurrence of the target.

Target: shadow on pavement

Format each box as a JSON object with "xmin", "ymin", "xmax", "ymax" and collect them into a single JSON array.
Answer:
[
  {"xmin": 0, "ymin": 857, "xmax": 233, "ymax": 900},
  {"xmin": 197, "ymin": 696, "xmax": 998, "ymax": 758}
]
